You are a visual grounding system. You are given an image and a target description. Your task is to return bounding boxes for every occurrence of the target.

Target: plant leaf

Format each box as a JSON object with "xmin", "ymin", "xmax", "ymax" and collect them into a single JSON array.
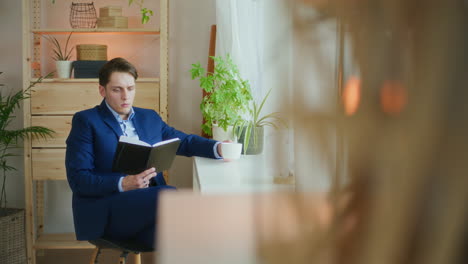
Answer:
[
  {"xmin": 243, "ymin": 122, "xmax": 253, "ymax": 154},
  {"xmin": 0, "ymin": 163, "xmax": 16, "ymax": 172},
  {"xmin": 63, "ymin": 32, "xmax": 73, "ymax": 60},
  {"xmin": 0, "ymin": 73, "xmax": 55, "ymax": 208},
  {"xmin": 192, "ymin": 53, "xmax": 253, "ymax": 131},
  {"xmin": 44, "ymin": 33, "xmax": 73, "ymax": 61}
]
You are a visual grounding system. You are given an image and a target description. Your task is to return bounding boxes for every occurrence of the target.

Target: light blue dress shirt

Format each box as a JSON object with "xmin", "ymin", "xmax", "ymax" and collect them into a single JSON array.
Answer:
[
  {"xmin": 105, "ymin": 101, "xmax": 138, "ymax": 139},
  {"xmin": 104, "ymin": 101, "xmax": 138, "ymax": 192}
]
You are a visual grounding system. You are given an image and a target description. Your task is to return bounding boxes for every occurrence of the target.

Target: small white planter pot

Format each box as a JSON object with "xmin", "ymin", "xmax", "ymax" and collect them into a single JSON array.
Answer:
[
  {"xmin": 55, "ymin": 60, "xmax": 73, "ymax": 79},
  {"xmin": 212, "ymin": 124, "xmax": 237, "ymax": 142}
]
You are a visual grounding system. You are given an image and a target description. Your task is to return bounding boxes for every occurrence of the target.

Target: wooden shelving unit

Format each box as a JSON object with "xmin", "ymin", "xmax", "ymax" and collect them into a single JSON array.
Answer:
[
  {"xmin": 30, "ymin": 77, "xmax": 160, "ymax": 83},
  {"xmin": 22, "ymin": 1, "xmax": 169, "ymax": 263},
  {"xmin": 32, "ymin": 28, "xmax": 160, "ymax": 35}
]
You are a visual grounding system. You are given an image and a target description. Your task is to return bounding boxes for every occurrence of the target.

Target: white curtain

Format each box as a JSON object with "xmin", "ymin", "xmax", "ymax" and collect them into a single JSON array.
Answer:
[
  {"xmin": 216, "ymin": 0, "xmax": 264, "ymax": 100},
  {"xmin": 216, "ymin": 0, "xmax": 294, "ymax": 179},
  {"xmin": 216, "ymin": 1, "xmax": 342, "ymax": 190}
]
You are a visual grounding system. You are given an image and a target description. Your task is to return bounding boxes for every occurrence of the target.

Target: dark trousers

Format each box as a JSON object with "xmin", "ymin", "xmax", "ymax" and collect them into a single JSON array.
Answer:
[{"xmin": 102, "ymin": 185, "xmax": 176, "ymax": 248}]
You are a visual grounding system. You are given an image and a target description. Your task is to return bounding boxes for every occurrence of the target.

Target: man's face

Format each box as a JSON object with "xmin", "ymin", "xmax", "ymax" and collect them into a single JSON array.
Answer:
[{"xmin": 99, "ymin": 71, "xmax": 136, "ymax": 120}]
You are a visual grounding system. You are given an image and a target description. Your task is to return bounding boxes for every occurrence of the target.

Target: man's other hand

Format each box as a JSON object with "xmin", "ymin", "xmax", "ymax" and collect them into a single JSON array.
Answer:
[{"xmin": 122, "ymin": 167, "xmax": 157, "ymax": 191}]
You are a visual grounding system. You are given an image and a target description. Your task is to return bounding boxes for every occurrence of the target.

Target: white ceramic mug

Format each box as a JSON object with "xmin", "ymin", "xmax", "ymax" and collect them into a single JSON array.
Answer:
[{"xmin": 221, "ymin": 142, "xmax": 242, "ymax": 160}]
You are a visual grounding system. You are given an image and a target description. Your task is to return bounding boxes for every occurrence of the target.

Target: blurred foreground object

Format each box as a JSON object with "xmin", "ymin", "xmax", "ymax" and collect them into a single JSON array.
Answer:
[
  {"xmin": 157, "ymin": 0, "xmax": 468, "ymax": 263},
  {"xmin": 262, "ymin": 0, "xmax": 468, "ymax": 263},
  {"xmin": 157, "ymin": 191, "xmax": 330, "ymax": 264}
]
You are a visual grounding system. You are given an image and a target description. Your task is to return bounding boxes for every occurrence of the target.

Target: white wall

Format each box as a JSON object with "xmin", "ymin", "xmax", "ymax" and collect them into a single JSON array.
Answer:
[
  {"xmin": 215, "ymin": 0, "xmax": 294, "ymax": 181},
  {"xmin": 168, "ymin": 0, "xmax": 216, "ymax": 188},
  {"xmin": 0, "ymin": 0, "xmax": 26, "ymax": 209},
  {"xmin": 259, "ymin": 0, "xmax": 294, "ymax": 182},
  {"xmin": 292, "ymin": 6, "xmax": 338, "ymax": 191}
]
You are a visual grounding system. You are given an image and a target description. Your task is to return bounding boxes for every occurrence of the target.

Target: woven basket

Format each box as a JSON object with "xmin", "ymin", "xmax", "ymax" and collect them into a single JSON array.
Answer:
[
  {"xmin": 0, "ymin": 208, "xmax": 26, "ymax": 264},
  {"xmin": 76, "ymin": 44, "xmax": 107, "ymax": 61},
  {"xmin": 100, "ymin": 6, "xmax": 122, "ymax": 17},
  {"xmin": 97, "ymin": 16, "xmax": 128, "ymax": 29}
]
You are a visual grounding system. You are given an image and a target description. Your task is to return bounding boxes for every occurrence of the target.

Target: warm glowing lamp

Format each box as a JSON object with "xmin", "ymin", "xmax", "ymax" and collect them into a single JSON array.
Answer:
[
  {"xmin": 342, "ymin": 76, "xmax": 361, "ymax": 116},
  {"xmin": 380, "ymin": 80, "xmax": 407, "ymax": 115}
]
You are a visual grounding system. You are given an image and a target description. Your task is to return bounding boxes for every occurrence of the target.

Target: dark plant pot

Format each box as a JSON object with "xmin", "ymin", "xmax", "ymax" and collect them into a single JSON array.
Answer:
[
  {"xmin": 0, "ymin": 208, "xmax": 26, "ymax": 263},
  {"xmin": 238, "ymin": 126, "xmax": 264, "ymax": 155}
]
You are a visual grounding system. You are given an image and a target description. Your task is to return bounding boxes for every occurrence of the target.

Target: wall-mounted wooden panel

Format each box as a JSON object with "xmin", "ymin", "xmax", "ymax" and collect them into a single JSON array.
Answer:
[
  {"xmin": 31, "ymin": 116, "xmax": 72, "ymax": 148},
  {"xmin": 31, "ymin": 81, "xmax": 160, "ymax": 115},
  {"xmin": 32, "ymin": 149, "xmax": 66, "ymax": 181}
]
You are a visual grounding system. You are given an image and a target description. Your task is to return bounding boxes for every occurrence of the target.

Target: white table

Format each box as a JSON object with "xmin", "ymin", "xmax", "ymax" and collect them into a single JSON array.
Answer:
[
  {"xmin": 192, "ymin": 155, "xmax": 295, "ymax": 193},
  {"xmin": 157, "ymin": 157, "xmax": 304, "ymax": 264},
  {"xmin": 157, "ymin": 191, "xmax": 328, "ymax": 264}
]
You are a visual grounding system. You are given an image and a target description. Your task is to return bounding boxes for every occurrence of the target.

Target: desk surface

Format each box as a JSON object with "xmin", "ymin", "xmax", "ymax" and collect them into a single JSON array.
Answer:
[
  {"xmin": 193, "ymin": 155, "xmax": 294, "ymax": 193},
  {"xmin": 157, "ymin": 191, "xmax": 329, "ymax": 264}
]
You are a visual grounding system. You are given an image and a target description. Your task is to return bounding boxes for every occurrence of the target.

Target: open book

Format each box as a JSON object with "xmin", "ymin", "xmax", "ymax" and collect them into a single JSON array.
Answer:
[{"xmin": 111, "ymin": 136, "xmax": 181, "ymax": 174}]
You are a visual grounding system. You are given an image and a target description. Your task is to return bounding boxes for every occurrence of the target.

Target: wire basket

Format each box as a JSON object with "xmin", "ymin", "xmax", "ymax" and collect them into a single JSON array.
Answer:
[{"xmin": 70, "ymin": 2, "xmax": 97, "ymax": 29}]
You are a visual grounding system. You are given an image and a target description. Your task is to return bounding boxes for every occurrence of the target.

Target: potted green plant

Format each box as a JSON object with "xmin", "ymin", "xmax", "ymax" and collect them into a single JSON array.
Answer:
[
  {"xmin": 235, "ymin": 89, "xmax": 287, "ymax": 155},
  {"xmin": 191, "ymin": 54, "xmax": 253, "ymax": 141},
  {"xmin": 43, "ymin": 32, "xmax": 74, "ymax": 79},
  {"xmin": 0, "ymin": 73, "xmax": 55, "ymax": 263},
  {"xmin": 128, "ymin": 0, "xmax": 154, "ymax": 24}
]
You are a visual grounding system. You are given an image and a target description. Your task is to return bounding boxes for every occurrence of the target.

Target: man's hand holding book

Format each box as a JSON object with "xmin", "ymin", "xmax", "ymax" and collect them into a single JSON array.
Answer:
[{"xmin": 122, "ymin": 167, "xmax": 157, "ymax": 191}]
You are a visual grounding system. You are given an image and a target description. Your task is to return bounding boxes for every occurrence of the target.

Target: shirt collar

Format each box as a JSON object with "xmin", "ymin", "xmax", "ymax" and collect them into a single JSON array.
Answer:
[{"xmin": 104, "ymin": 100, "xmax": 135, "ymax": 122}]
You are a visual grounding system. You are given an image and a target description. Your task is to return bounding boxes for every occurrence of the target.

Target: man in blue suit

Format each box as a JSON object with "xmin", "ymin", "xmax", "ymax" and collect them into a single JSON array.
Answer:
[{"xmin": 65, "ymin": 57, "xmax": 224, "ymax": 249}]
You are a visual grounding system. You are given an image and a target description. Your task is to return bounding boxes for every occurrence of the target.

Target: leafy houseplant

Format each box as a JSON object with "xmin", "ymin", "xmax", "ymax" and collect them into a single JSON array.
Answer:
[
  {"xmin": 0, "ymin": 73, "xmax": 55, "ymax": 209},
  {"xmin": 43, "ymin": 33, "xmax": 74, "ymax": 78},
  {"xmin": 235, "ymin": 89, "xmax": 287, "ymax": 155},
  {"xmin": 0, "ymin": 73, "xmax": 54, "ymax": 263},
  {"xmin": 44, "ymin": 32, "xmax": 74, "ymax": 61},
  {"xmin": 191, "ymin": 54, "xmax": 253, "ymax": 139},
  {"xmin": 128, "ymin": 0, "xmax": 154, "ymax": 24}
]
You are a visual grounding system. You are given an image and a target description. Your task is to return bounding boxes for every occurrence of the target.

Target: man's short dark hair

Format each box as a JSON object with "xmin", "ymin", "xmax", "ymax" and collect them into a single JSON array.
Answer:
[{"xmin": 99, "ymin": 57, "xmax": 138, "ymax": 87}]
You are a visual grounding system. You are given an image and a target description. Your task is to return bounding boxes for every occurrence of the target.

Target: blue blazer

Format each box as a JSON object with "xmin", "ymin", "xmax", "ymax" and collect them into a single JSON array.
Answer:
[{"xmin": 65, "ymin": 100, "xmax": 217, "ymax": 240}]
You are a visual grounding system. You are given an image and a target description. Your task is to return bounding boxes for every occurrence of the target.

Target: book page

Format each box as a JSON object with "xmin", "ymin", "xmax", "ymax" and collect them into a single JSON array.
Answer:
[
  {"xmin": 152, "ymin": 138, "xmax": 180, "ymax": 147},
  {"xmin": 119, "ymin": 136, "xmax": 151, "ymax": 147}
]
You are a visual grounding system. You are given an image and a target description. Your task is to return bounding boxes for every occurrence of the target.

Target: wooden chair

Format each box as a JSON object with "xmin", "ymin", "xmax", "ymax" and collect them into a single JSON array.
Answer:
[{"xmin": 88, "ymin": 238, "xmax": 153, "ymax": 264}]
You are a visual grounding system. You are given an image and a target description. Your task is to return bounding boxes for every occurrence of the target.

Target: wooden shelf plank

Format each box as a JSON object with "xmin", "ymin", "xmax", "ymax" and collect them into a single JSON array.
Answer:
[
  {"xmin": 30, "ymin": 81, "xmax": 159, "ymax": 115},
  {"xmin": 35, "ymin": 233, "xmax": 95, "ymax": 249},
  {"xmin": 30, "ymin": 77, "xmax": 160, "ymax": 83},
  {"xmin": 32, "ymin": 28, "xmax": 160, "ymax": 35},
  {"xmin": 32, "ymin": 149, "xmax": 66, "ymax": 180}
]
